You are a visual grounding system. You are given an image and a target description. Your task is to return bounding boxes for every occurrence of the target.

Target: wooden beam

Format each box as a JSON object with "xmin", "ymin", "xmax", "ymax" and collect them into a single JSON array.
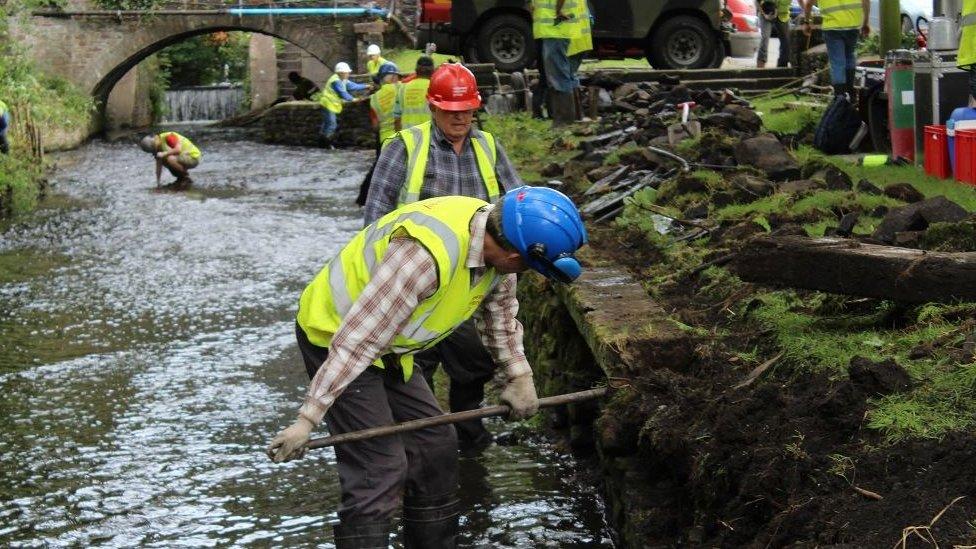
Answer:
[{"xmin": 730, "ymin": 236, "xmax": 976, "ymax": 303}]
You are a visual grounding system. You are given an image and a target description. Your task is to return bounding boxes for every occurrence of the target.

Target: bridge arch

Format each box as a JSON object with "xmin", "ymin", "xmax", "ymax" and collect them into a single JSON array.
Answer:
[{"xmin": 18, "ymin": 12, "xmax": 392, "ymax": 111}]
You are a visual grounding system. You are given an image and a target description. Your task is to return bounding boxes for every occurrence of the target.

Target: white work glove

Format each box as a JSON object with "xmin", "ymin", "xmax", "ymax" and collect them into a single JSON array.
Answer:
[
  {"xmin": 499, "ymin": 373, "xmax": 539, "ymax": 420},
  {"xmin": 267, "ymin": 416, "xmax": 314, "ymax": 463}
]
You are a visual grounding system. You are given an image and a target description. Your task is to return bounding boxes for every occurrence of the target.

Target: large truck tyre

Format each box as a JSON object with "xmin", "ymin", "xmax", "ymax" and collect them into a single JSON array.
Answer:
[
  {"xmin": 476, "ymin": 14, "xmax": 535, "ymax": 72},
  {"xmin": 647, "ymin": 15, "xmax": 719, "ymax": 70}
]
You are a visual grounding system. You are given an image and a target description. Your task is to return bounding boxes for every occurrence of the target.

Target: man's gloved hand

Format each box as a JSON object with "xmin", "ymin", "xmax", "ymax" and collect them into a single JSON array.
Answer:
[
  {"xmin": 499, "ymin": 373, "xmax": 539, "ymax": 419},
  {"xmin": 267, "ymin": 416, "xmax": 314, "ymax": 463}
]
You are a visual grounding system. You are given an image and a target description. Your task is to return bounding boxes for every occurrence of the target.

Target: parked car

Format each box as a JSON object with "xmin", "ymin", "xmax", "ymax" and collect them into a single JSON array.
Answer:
[
  {"xmin": 868, "ymin": 0, "xmax": 931, "ymax": 34},
  {"xmin": 418, "ymin": 0, "xmax": 731, "ymax": 72},
  {"xmin": 727, "ymin": 0, "xmax": 761, "ymax": 58}
]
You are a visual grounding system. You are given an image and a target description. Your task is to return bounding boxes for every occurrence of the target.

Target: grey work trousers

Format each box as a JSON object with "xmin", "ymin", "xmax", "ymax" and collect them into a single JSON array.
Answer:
[
  {"xmin": 757, "ymin": 17, "xmax": 791, "ymax": 67},
  {"xmin": 296, "ymin": 323, "xmax": 459, "ymax": 523},
  {"xmin": 415, "ymin": 319, "xmax": 497, "ymax": 449}
]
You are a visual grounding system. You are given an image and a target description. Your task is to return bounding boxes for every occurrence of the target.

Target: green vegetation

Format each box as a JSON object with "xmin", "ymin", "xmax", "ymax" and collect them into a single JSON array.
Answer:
[
  {"xmin": 160, "ymin": 32, "xmax": 250, "ymax": 88},
  {"xmin": 384, "ymin": 48, "xmax": 464, "ymax": 71},
  {"xmin": 481, "ymin": 112, "xmax": 580, "ymax": 183},
  {"xmin": 752, "ymin": 96, "xmax": 824, "ymax": 134},
  {"xmin": 0, "ymin": 4, "xmax": 93, "ymax": 217}
]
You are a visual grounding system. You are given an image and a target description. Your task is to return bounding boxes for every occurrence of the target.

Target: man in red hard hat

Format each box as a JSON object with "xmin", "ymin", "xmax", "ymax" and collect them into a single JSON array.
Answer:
[{"xmin": 362, "ymin": 63, "xmax": 524, "ymax": 460}]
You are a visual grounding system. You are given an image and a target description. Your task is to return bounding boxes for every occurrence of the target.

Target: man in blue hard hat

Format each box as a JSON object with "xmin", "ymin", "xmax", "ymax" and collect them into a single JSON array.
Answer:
[{"xmin": 268, "ymin": 186, "xmax": 587, "ymax": 548}]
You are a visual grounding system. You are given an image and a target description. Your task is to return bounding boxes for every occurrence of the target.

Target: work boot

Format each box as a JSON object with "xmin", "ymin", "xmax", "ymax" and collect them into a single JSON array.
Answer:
[
  {"xmin": 333, "ymin": 521, "xmax": 391, "ymax": 549},
  {"xmin": 549, "ymin": 91, "xmax": 577, "ymax": 127},
  {"xmin": 402, "ymin": 493, "xmax": 459, "ymax": 549}
]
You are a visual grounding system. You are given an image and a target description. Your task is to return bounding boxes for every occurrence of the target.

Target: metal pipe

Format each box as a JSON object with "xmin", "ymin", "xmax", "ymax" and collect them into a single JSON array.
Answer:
[
  {"xmin": 306, "ymin": 387, "xmax": 608, "ymax": 450},
  {"xmin": 33, "ymin": 7, "xmax": 386, "ymax": 17}
]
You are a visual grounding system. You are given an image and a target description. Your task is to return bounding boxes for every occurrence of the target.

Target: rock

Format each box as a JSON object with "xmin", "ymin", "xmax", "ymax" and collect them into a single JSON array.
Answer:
[
  {"xmin": 729, "ymin": 174, "xmax": 776, "ymax": 198},
  {"xmin": 883, "ymin": 182, "xmax": 925, "ymax": 203},
  {"xmin": 770, "ymin": 223, "xmax": 808, "ymax": 237},
  {"xmin": 712, "ymin": 191, "xmax": 739, "ymax": 208},
  {"xmin": 921, "ymin": 219, "xmax": 976, "ymax": 252},
  {"xmin": 869, "ymin": 205, "xmax": 889, "ymax": 218},
  {"xmin": 541, "ymin": 162, "xmax": 563, "ymax": 177},
  {"xmin": 820, "ymin": 166, "xmax": 853, "ymax": 191},
  {"xmin": 613, "ymin": 82, "xmax": 641, "ymax": 101},
  {"xmin": 872, "ymin": 196, "xmax": 969, "ymax": 243},
  {"xmin": 848, "ymin": 356, "xmax": 913, "ymax": 396},
  {"xmin": 668, "ymin": 85, "xmax": 693, "ymax": 104},
  {"xmin": 700, "ymin": 112, "xmax": 736, "ymax": 130},
  {"xmin": 894, "ymin": 230, "xmax": 925, "ymax": 247},
  {"xmin": 683, "ymin": 203, "xmax": 709, "ymax": 219},
  {"xmin": 722, "ymin": 104, "xmax": 763, "ymax": 133},
  {"xmin": 856, "ymin": 178, "xmax": 883, "ymax": 194},
  {"xmin": 586, "ymin": 165, "xmax": 618, "ymax": 182},
  {"xmin": 635, "ymin": 108, "xmax": 650, "ymax": 117},
  {"xmin": 836, "ymin": 212, "xmax": 859, "ymax": 237},
  {"xmin": 777, "ymin": 179, "xmax": 826, "ymax": 195},
  {"xmin": 733, "ymin": 134, "xmax": 800, "ymax": 181}
]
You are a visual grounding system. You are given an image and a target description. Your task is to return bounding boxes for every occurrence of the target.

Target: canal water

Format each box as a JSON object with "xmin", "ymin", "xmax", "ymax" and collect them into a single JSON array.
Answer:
[{"xmin": 0, "ymin": 127, "xmax": 611, "ymax": 547}]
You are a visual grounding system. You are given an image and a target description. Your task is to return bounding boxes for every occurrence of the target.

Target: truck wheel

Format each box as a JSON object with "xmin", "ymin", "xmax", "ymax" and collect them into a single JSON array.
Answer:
[
  {"xmin": 477, "ymin": 14, "xmax": 534, "ymax": 72},
  {"xmin": 646, "ymin": 15, "xmax": 718, "ymax": 70}
]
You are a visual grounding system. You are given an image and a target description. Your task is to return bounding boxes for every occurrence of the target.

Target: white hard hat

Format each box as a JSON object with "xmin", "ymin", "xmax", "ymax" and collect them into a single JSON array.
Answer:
[
  {"xmin": 366, "ymin": 44, "xmax": 381, "ymax": 56},
  {"xmin": 334, "ymin": 62, "xmax": 352, "ymax": 74}
]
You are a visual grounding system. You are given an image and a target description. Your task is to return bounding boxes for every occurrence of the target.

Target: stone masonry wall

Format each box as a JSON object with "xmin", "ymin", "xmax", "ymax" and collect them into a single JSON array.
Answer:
[{"xmin": 262, "ymin": 100, "xmax": 375, "ymax": 148}]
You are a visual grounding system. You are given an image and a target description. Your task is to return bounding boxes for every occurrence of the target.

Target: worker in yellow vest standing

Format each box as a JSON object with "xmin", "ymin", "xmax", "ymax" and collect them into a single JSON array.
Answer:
[
  {"xmin": 318, "ymin": 62, "xmax": 370, "ymax": 148},
  {"xmin": 533, "ymin": 0, "xmax": 589, "ymax": 125},
  {"xmin": 803, "ymin": 0, "xmax": 870, "ymax": 97},
  {"xmin": 757, "ymin": 0, "xmax": 792, "ymax": 68},
  {"xmin": 370, "ymin": 62, "xmax": 402, "ymax": 146},
  {"xmin": 355, "ymin": 57, "xmax": 436, "ymax": 207},
  {"xmin": 0, "ymin": 99, "xmax": 10, "ymax": 154},
  {"xmin": 138, "ymin": 131, "xmax": 202, "ymax": 190},
  {"xmin": 268, "ymin": 187, "xmax": 588, "ymax": 548},
  {"xmin": 395, "ymin": 55, "xmax": 435, "ymax": 131},
  {"xmin": 362, "ymin": 64, "xmax": 525, "ymax": 456},
  {"xmin": 366, "ymin": 44, "xmax": 388, "ymax": 77},
  {"xmin": 961, "ymin": 0, "xmax": 976, "ymax": 104}
]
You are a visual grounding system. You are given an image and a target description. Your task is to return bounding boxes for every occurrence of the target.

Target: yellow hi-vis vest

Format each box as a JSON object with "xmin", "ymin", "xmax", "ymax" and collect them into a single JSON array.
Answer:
[
  {"xmin": 960, "ymin": 0, "xmax": 976, "ymax": 68},
  {"xmin": 820, "ymin": 0, "xmax": 863, "ymax": 30},
  {"xmin": 397, "ymin": 121, "xmax": 500, "ymax": 205},
  {"xmin": 319, "ymin": 74, "xmax": 344, "ymax": 114},
  {"xmin": 367, "ymin": 56, "xmax": 389, "ymax": 76},
  {"xmin": 159, "ymin": 131, "xmax": 201, "ymax": 159},
  {"xmin": 296, "ymin": 196, "xmax": 501, "ymax": 380},
  {"xmin": 370, "ymin": 82, "xmax": 400, "ymax": 144},
  {"xmin": 396, "ymin": 77, "xmax": 432, "ymax": 130},
  {"xmin": 0, "ymin": 100, "xmax": 7, "ymax": 117},
  {"xmin": 567, "ymin": 1, "xmax": 593, "ymax": 56},
  {"xmin": 533, "ymin": 0, "xmax": 585, "ymax": 40}
]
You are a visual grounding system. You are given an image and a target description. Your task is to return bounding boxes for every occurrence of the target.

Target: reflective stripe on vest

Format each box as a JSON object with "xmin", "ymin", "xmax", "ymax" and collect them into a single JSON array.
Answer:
[
  {"xmin": 397, "ymin": 121, "xmax": 500, "ymax": 205},
  {"xmin": 295, "ymin": 196, "xmax": 500, "ymax": 380},
  {"xmin": 367, "ymin": 56, "xmax": 389, "ymax": 76},
  {"xmin": 960, "ymin": 0, "xmax": 976, "ymax": 68},
  {"xmin": 397, "ymin": 77, "xmax": 432, "ymax": 130},
  {"xmin": 820, "ymin": 0, "xmax": 863, "ymax": 30},
  {"xmin": 533, "ymin": 0, "xmax": 585, "ymax": 39},
  {"xmin": 371, "ymin": 82, "xmax": 400, "ymax": 143},
  {"xmin": 159, "ymin": 131, "xmax": 201, "ymax": 159},
  {"xmin": 319, "ymin": 74, "xmax": 344, "ymax": 114}
]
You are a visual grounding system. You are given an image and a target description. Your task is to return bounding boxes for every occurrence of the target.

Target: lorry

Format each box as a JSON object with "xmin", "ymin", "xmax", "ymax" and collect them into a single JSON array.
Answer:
[{"xmin": 418, "ymin": 0, "xmax": 733, "ymax": 72}]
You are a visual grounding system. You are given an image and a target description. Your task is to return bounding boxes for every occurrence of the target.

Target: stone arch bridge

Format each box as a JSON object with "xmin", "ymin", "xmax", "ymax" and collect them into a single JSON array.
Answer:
[{"xmin": 14, "ymin": 2, "xmax": 413, "ymax": 112}]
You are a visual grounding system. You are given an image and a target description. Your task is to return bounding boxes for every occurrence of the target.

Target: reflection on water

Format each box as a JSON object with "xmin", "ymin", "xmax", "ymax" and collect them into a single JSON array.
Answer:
[{"xmin": 0, "ymin": 127, "xmax": 612, "ymax": 547}]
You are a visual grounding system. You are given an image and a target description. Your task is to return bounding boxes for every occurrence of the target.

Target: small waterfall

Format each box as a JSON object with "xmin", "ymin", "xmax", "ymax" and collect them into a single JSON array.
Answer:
[{"xmin": 161, "ymin": 84, "xmax": 245, "ymax": 122}]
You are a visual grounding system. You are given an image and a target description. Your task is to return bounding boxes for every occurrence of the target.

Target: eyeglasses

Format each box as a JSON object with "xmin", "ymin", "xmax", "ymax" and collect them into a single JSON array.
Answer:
[{"xmin": 528, "ymin": 244, "xmax": 580, "ymax": 284}]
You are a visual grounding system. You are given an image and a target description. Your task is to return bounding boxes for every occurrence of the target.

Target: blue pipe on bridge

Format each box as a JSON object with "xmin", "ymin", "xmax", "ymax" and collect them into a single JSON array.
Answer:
[{"xmin": 226, "ymin": 7, "xmax": 387, "ymax": 16}]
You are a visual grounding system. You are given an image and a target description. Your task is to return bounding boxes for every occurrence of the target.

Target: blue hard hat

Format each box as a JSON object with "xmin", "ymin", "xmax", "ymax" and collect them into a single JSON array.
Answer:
[
  {"xmin": 500, "ymin": 186, "xmax": 588, "ymax": 283},
  {"xmin": 374, "ymin": 62, "xmax": 400, "ymax": 83}
]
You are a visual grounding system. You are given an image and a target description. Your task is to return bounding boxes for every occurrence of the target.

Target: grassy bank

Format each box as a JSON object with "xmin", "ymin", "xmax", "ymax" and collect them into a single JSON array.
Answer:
[
  {"xmin": 487, "ymin": 95, "xmax": 976, "ymax": 445},
  {"xmin": 0, "ymin": 7, "xmax": 93, "ymax": 217}
]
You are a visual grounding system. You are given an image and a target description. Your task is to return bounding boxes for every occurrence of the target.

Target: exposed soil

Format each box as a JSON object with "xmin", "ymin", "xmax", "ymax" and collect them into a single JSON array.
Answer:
[{"xmin": 583, "ymin": 228, "xmax": 976, "ymax": 547}]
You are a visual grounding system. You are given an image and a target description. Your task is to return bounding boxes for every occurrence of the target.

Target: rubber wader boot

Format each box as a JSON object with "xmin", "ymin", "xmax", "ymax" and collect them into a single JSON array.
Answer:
[
  {"xmin": 550, "ymin": 91, "xmax": 577, "ymax": 126},
  {"xmin": 402, "ymin": 493, "xmax": 459, "ymax": 549},
  {"xmin": 333, "ymin": 522, "xmax": 391, "ymax": 549}
]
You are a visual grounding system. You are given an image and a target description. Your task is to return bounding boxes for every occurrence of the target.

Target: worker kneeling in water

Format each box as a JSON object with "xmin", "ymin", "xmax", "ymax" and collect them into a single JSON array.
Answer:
[
  {"xmin": 139, "ymin": 131, "xmax": 201, "ymax": 190},
  {"xmin": 268, "ymin": 187, "xmax": 588, "ymax": 548}
]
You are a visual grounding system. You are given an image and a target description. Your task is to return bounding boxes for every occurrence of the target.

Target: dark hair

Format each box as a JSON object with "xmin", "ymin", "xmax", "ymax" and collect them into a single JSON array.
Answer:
[
  {"xmin": 485, "ymin": 201, "xmax": 517, "ymax": 252},
  {"xmin": 415, "ymin": 56, "xmax": 435, "ymax": 77},
  {"xmin": 288, "ymin": 71, "xmax": 300, "ymax": 82}
]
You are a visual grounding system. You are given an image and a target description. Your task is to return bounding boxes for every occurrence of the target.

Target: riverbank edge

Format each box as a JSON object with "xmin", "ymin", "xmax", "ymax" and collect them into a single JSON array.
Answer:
[{"xmin": 517, "ymin": 250, "xmax": 698, "ymax": 547}]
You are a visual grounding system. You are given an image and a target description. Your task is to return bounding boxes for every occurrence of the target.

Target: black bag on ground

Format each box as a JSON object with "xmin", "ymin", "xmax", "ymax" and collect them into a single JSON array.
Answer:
[{"xmin": 813, "ymin": 94, "xmax": 862, "ymax": 154}]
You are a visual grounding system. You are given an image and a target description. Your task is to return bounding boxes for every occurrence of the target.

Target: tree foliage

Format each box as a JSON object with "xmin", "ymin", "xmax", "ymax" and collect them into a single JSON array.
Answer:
[{"xmin": 160, "ymin": 32, "xmax": 250, "ymax": 88}]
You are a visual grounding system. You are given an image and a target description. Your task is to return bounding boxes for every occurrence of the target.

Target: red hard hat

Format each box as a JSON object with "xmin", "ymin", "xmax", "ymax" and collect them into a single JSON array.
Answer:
[{"xmin": 426, "ymin": 63, "xmax": 482, "ymax": 111}]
